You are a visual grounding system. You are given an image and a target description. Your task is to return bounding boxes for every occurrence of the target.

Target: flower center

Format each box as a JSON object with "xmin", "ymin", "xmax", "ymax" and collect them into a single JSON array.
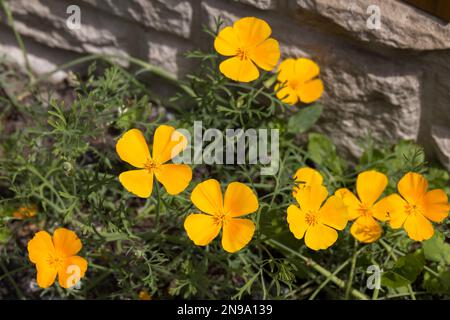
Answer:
[
  {"xmin": 357, "ymin": 204, "xmax": 372, "ymax": 217},
  {"xmin": 213, "ymin": 210, "xmax": 229, "ymax": 226},
  {"xmin": 144, "ymin": 159, "xmax": 158, "ymax": 172},
  {"xmin": 305, "ymin": 211, "xmax": 318, "ymax": 226},
  {"xmin": 236, "ymin": 48, "xmax": 249, "ymax": 61},
  {"xmin": 289, "ymin": 79, "xmax": 303, "ymax": 91},
  {"xmin": 47, "ymin": 253, "xmax": 65, "ymax": 270},
  {"xmin": 405, "ymin": 204, "xmax": 422, "ymax": 216}
]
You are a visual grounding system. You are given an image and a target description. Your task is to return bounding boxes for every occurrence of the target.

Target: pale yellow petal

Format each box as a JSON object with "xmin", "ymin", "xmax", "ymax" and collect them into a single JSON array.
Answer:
[
  {"xmin": 214, "ymin": 26, "xmax": 240, "ymax": 56},
  {"xmin": 423, "ymin": 189, "xmax": 449, "ymax": 223},
  {"xmin": 152, "ymin": 125, "xmax": 188, "ymax": 165},
  {"xmin": 53, "ymin": 228, "xmax": 82, "ymax": 258},
  {"xmin": 404, "ymin": 213, "xmax": 434, "ymax": 241},
  {"xmin": 221, "ymin": 218, "xmax": 255, "ymax": 253},
  {"xmin": 319, "ymin": 195, "xmax": 348, "ymax": 230},
  {"xmin": 350, "ymin": 216, "xmax": 382, "ymax": 243},
  {"xmin": 249, "ymin": 38, "xmax": 280, "ymax": 71},
  {"xmin": 223, "ymin": 182, "xmax": 259, "ymax": 217},
  {"xmin": 27, "ymin": 231, "xmax": 55, "ymax": 265},
  {"xmin": 119, "ymin": 169, "xmax": 153, "ymax": 198},
  {"xmin": 233, "ymin": 17, "xmax": 271, "ymax": 47},
  {"xmin": 191, "ymin": 179, "xmax": 223, "ymax": 215},
  {"xmin": 286, "ymin": 204, "xmax": 308, "ymax": 239},
  {"xmin": 58, "ymin": 256, "xmax": 88, "ymax": 289},
  {"xmin": 398, "ymin": 172, "xmax": 428, "ymax": 204},
  {"xmin": 219, "ymin": 56, "xmax": 259, "ymax": 82},
  {"xmin": 356, "ymin": 170, "xmax": 388, "ymax": 206},
  {"xmin": 116, "ymin": 129, "xmax": 150, "ymax": 168},
  {"xmin": 154, "ymin": 164, "xmax": 192, "ymax": 195},
  {"xmin": 184, "ymin": 214, "xmax": 221, "ymax": 246},
  {"xmin": 304, "ymin": 223, "xmax": 338, "ymax": 251}
]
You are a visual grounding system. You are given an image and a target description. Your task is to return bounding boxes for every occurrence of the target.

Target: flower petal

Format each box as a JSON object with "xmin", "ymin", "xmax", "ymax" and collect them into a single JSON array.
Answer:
[
  {"xmin": 319, "ymin": 195, "xmax": 348, "ymax": 230},
  {"xmin": 119, "ymin": 169, "xmax": 153, "ymax": 198},
  {"xmin": 58, "ymin": 256, "xmax": 88, "ymax": 289},
  {"xmin": 304, "ymin": 223, "xmax": 338, "ymax": 251},
  {"xmin": 350, "ymin": 216, "xmax": 382, "ymax": 243},
  {"xmin": 214, "ymin": 26, "xmax": 240, "ymax": 56},
  {"xmin": 184, "ymin": 214, "xmax": 221, "ymax": 246},
  {"xmin": 404, "ymin": 213, "xmax": 434, "ymax": 241},
  {"xmin": 275, "ymin": 83, "xmax": 298, "ymax": 105},
  {"xmin": 335, "ymin": 188, "xmax": 362, "ymax": 220},
  {"xmin": 233, "ymin": 17, "xmax": 271, "ymax": 47},
  {"xmin": 294, "ymin": 184, "xmax": 328, "ymax": 212},
  {"xmin": 53, "ymin": 228, "xmax": 82, "ymax": 258},
  {"xmin": 223, "ymin": 182, "xmax": 259, "ymax": 217},
  {"xmin": 116, "ymin": 129, "xmax": 150, "ymax": 168},
  {"xmin": 398, "ymin": 172, "xmax": 428, "ymax": 204},
  {"xmin": 286, "ymin": 204, "xmax": 308, "ymax": 239},
  {"xmin": 384, "ymin": 193, "xmax": 408, "ymax": 228},
  {"xmin": 294, "ymin": 58, "xmax": 320, "ymax": 83},
  {"xmin": 27, "ymin": 231, "xmax": 55, "ymax": 265},
  {"xmin": 154, "ymin": 164, "xmax": 192, "ymax": 195},
  {"xmin": 249, "ymin": 38, "xmax": 280, "ymax": 71},
  {"xmin": 372, "ymin": 197, "xmax": 392, "ymax": 222},
  {"xmin": 423, "ymin": 189, "xmax": 449, "ymax": 223},
  {"xmin": 356, "ymin": 170, "xmax": 388, "ymax": 206},
  {"xmin": 219, "ymin": 56, "xmax": 259, "ymax": 82},
  {"xmin": 191, "ymin": 179, "xmax": 223, "ymax": 215},
  {"xmin": 277, "ymin": 58, "xmax": 296, "ymax": 83},
  {"xmin": 36, "ymin": 262, "xmax": 57, "ymax": 288},
  {"xmin": 152, "ymin": 125, "xmax": 188, "ymax": 165},
  {"xmin": 293, "ymin": 167, "xmax": 323, "ymax": 196},
  {"xmin": 222, "ymin": 218, "xmax": 255, "ymax": 253},
  {"xmin": 297, "ymin": 79, "xmax": 324, "ymax": 104}
]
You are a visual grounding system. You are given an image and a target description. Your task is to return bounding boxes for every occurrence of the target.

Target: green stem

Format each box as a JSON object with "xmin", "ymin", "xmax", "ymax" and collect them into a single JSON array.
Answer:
[
  {"xmin": 344, "ymin": 239, "xmax": 359, "ymax": 300},
  {"xmin": 266, "ymin": 239, "xmax": 369, "ymax": 300}
]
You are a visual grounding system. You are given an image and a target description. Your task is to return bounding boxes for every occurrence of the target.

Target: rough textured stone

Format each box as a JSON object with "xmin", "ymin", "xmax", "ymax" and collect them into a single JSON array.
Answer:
[{"xmin": 1, "ymin": 0, "xmax": 449, "ymax": 169}]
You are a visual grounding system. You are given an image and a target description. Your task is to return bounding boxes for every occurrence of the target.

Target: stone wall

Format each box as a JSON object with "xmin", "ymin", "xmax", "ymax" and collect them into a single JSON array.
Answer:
[{"xmin": 1, "ymin": 0, "xmax": 449, "ymax": 170}]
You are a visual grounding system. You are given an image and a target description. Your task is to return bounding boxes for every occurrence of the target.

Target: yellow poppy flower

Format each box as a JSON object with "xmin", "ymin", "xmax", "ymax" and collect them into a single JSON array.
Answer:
[
  {"xmin": 27, "ymin": 228, "xmax": 88, "ymax": 289},
  {"xmin": 13, "ymin": 205, "xmax": 37, "ymax": 219},
  {"xmin": 214, "ymin": 17, "xmax": 280, "ymax": 82},
  {"xmin": 138, "ymin": 289, "xmax": 152, "ymax": 300},
  {"xmin": 292, "ymin": 167, "xmax": 323, "ymax": 196},
  {"xmin": 334, "ymin": 170, "xmax": 390, "ymax": 243},
  {"xmin": 116, "ymin": 125, "xmax": 192, "ymax": 198},
  {"xmin": 383, "ymin": 172, "xmax": 449, "ymax": 241},
  {"xmin": 275, "ymin": 58, "xmax": 324, "ymax": 104},
  {"xmin": 184, "ymin": 179, "xmax": 259, "ymax": 253},
  {"xmin": 287, "ymin": 184, "xmax": 348, "ymax": 250}
]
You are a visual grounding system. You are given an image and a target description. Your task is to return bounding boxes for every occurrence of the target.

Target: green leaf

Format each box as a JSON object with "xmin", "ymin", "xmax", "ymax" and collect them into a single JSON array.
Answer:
[
  {"xmin": 423, "ymin": 231, "xmax": 450, "ymax": 265},
  {"xmin": 307, "ymin": 132, "xmax": 346, "ymax": 175},
  {"xmin": 288, "ymin": 104, "xmax": 323, "ymax": 134},
  {"xmin": 381, "ymin": 250, "xmax": 425, "ymax": 288},
  {"xmin": 422, "ymin": 268, "xmax": 450, "ymax": 294}
]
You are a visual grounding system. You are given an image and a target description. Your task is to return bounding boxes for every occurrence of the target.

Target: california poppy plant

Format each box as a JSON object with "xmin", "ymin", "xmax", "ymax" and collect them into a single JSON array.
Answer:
[
  {"xmin": 214, "ymin": 17, "xmax": 280, "ymax": 82},
  {"xmin": 184, "ymin": 179, "xmax": 259, "ymax": 253},
  {"xmin": 335, "ymin": 170, "xmax": 390, "ymax": 243},
  {"xmin": 287, "ymin": 184, "xmax": 348, "ymax": 250},
  {"xmin": 116, "ymin": 125, "xmax": 192, "ymax": 198},
  {"xmin": 27, "ymin": 228, "xmax": 88, "ymax": 289},
  {"xmin": 292, "ymin": 167, "xmax": 323, "ymax": 196},
  {"xmin": 383, "ymin": 172, "xmax": 449, "ymax": 241},
  {"xmin": 276, "ymin": 58, "xmax": 324, "ymax": 104}
]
